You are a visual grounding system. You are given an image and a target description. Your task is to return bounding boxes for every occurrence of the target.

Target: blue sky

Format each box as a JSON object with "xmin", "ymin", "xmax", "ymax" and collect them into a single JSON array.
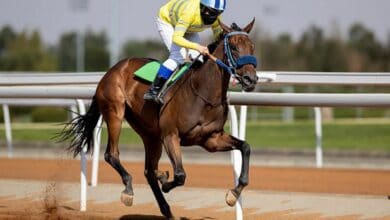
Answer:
[{"xmin": 0, "ymin": 0, "xmax": 389, "ymax": 47}]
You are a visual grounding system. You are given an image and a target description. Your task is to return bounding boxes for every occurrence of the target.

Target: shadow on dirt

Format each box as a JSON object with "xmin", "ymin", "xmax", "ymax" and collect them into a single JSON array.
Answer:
[{"xmin": 119, "ymin": 215, "xmax": 193, "ymax": 220}]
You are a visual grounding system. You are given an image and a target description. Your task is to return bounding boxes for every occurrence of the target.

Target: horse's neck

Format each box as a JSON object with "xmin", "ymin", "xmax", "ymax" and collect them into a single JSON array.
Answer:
[{"xmin": 191, "ymin": 45, "xmax": 230, "ymax": 106}]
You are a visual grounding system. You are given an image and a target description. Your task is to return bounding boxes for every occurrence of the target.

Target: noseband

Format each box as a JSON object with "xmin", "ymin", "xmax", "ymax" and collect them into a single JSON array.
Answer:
[{"xmin": 215, "ymin": 31, "xmax": 258, "ymax": 83}]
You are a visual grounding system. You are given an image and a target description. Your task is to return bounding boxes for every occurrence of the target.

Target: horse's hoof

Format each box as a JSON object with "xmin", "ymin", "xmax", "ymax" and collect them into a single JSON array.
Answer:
[
  {"xmin": 225, "ymin": 189, "xmax": 238, "ymax": 207},
  {"xmin": 162, "ymin": 183, "xmax": 170, "ymax": 193},
  {"xmin": 121, "ymin": 192, "xmax": 133, "ymax": 206}
]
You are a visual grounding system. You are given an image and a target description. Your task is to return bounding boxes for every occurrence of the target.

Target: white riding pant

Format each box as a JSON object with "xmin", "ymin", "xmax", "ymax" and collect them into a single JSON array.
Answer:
[{"xmin": 155, "ymin": 17, "xmax": 201, "ymax": 71}]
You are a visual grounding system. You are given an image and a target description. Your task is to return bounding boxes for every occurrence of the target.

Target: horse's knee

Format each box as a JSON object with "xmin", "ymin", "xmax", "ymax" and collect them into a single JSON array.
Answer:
[
  {"xmin": 241, "ymin": 142, "xmax": 251, "ymax": 158},
  {"xmin": 104, "ymin": 152, "xmax": 115, "ymax": 164},
  {"xmin": 174, "ymin": 171, "xmax": 186, "ymax": 186}
]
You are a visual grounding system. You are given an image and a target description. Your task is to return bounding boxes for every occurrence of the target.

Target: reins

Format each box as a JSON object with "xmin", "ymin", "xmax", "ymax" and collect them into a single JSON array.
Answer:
[
  {"xmin": 164, "ymin": 31, "xmax": 258, "ymax": 109},
  {"xmin": 189, "ymin": 31, "xmax": 258, "ymax": 107}
]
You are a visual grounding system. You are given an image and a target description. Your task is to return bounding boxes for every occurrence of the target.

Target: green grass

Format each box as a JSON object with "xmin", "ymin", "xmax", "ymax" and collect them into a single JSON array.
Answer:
[
  {"xmin": 244, "ymin": 120, "xmax": 390, "ymax": 151},
  {"xmin": 1, "ymin": 119, "xmax": 389, "ymax": 152}
]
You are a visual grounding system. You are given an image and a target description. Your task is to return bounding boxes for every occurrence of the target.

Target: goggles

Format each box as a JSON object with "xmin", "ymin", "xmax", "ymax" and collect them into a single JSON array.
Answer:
[{"xmin": 200, "ymin": 4, "xmax": 223, "ymax": 17}]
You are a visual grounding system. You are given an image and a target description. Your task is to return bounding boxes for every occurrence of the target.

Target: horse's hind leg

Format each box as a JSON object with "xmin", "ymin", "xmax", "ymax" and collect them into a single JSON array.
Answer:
[
  {"xmin": 143, "ymin": 138, "xmax": 174, "ymax": 219},
  {"xmin": 202, "ymin": 132, "xmax": 250, "ymax": 207},
  {"xmin": 160, "ymin": 134, "xmax": 186, "ymax": 193},
  {"xmin": 102, "ymin": 105, "xmax": 134, "ymax": 206}
]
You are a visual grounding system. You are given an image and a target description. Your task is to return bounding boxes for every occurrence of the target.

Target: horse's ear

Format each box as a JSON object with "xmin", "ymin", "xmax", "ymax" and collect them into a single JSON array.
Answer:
[
  {"xmin": 219, "ymin": 19, "xmax": 232, "ymax": 33},
  {"xmin": 243, "ymin": 18, "xmax": 256, "ymax": 34}
]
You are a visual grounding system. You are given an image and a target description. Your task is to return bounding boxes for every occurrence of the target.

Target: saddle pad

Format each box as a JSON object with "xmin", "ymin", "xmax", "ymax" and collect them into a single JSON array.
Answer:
[
  {"xmin": 170, "ymin": 62, "xmax": 190, "ymax": 82},
  {"xmin": 134, "ymin": 61, "xmax": 191, "ymax": 84},
  {"xmin": 134, "ymin": 61, "xmax": 161, "ymax": 83}
]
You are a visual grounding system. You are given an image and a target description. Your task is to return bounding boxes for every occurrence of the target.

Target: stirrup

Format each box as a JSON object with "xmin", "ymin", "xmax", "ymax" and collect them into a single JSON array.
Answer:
[
  {"xmin": 143, "ymin": 91, "xmax": 156, "ymax": 101},
  {"xmin": 144, "ymin": 91, "xmax": 164, "ymax": 104}
]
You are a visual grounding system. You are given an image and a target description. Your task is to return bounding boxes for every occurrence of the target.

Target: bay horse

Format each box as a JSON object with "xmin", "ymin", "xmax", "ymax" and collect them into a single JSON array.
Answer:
[{"xmin": 60, "ymin": 19, "xmax": 258, "ymax": 219}]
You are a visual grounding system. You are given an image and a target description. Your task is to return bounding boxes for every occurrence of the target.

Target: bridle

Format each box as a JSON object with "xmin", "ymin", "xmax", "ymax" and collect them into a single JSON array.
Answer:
[
  {"xmin": 187, "ymin": 31, "xmax": 258, "ymax": 107},
  {"xmin": 215, "ymin": 31, "xmax": 258, "ymax": 84}
]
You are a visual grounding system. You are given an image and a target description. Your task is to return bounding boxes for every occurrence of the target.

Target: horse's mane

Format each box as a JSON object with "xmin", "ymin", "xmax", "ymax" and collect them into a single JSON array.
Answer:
[
  {"xmin": 193, "ymin": 22, "xmax": 242, "ymax": 69},
  {"xmin": 209, "ymin": 22, "xmax": 242, "ymax": 51}
]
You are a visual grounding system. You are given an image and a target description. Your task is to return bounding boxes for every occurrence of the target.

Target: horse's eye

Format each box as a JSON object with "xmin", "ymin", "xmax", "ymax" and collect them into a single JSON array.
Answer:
[{"xmin": 230, "ymin": 44, "xmax": 238, "ymax": 51}]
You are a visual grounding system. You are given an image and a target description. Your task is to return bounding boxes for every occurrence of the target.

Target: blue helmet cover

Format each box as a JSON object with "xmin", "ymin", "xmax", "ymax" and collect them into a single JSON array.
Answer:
[{"xmin": 200, "ymin": 0, "xmax": 226, "ymax": 11}]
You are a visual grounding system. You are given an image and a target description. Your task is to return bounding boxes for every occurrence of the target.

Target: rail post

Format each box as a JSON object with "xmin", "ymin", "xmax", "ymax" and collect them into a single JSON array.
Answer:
[
  {"xmin": 91, "ymin": 115, "xmax": 103, "ymax": 187},
  {"xmin": 228, "ymin": 105, "xmax": 243, "ymax": 220},
  {"xmin": 2, "ymin": 104, "xmax": 13, "ymax": 158},
  {"xmin": 314, "ymin": 107, "xmax": 323, "ymax": 168},
  {"xmin": 76, "ymin": 99, "xmax": 87, "ymax": 211}
]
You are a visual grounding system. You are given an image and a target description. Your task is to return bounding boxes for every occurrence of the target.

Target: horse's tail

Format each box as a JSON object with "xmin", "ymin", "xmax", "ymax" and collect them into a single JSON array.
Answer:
[{"xmin": 58, "ymin": 96, "xmax": 101, "ymax": 157}]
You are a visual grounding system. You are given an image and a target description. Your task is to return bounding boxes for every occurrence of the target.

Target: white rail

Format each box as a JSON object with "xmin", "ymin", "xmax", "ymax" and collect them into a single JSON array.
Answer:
[
  {"xmin": 0, "ymin": 72, "xmax": 103, "ymax": 85},
  {"xmin": 228, "ymin": 92, "xmax": 390, "ymax": 107},
  {"xmin": 1, "ymin": 86, "xmax": 389, "ymax": 107},
  {"xmin": 0, "ymin": 87, "xmax": 95, "ymax": 98},
  {"xmin": 2, "ymin": 71, "xmax": 390, "ymax": 85},
  {"xmin": 258, "ymin": 71, "xmax": 390, "ymax": 85},
  {"xmin": 0, "ymin": 98, "xmax": 90, "ymax": 106}
]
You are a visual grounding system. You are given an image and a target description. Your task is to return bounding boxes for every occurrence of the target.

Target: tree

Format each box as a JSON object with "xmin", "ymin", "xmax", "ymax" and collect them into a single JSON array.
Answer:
[
  {"xmin": 0, "ymin": 26, "xmax": 16, "ymax": 55},
  {"xmin": 0, "ymin": 29, "xmax": 57, "ymax": 71},
  {"xmin": 57, "ymin": 30, "xmax": 110, "ymax": 72},
  {"xmin": 121, "ymin": 40, "xmax": 168, "ymax": 61},
  {"xmin": 322, "ymin": 39, "xmax": 347, "ymax": 72},
  {"xmin": 348, "ymin": 23, "xmax": 377, "ymax": 55},
  {"xmin": 348, "ymin": 23, "xmax": 383, "ymax": 71},
  {"xmin": 84, "ymin": 30, "xmax": 109, "ymax": 71},
  {"xmin": 57, "ymin": 32, "xmax": 77, "ymax": 71},
  {"xmin": 385, "ymin": 34, "xmax": 390, "ymax": 71},
  {"xmin": 297, "ymin": 25, "xmax": 326, "ymax": 71},
  {"xmin": 258, "ymin": 34, "xmax": 295, "ymax": 70}
]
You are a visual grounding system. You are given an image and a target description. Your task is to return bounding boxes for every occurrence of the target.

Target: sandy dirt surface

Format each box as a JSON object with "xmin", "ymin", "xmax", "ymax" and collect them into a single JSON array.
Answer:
[{"xmin": 0, "ymin": 158, "xmax": 389, "ymax": 219}]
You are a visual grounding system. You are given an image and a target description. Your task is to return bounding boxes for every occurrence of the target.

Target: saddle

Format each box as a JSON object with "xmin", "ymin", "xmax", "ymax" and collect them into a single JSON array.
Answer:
[{"xmin": 135, "ymin": 60, "xmax": 193, "ymax": 102}]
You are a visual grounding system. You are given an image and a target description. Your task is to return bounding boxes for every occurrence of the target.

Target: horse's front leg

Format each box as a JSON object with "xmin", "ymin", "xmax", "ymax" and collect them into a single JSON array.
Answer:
[
  {"xmin": 160, "ymin": 133, "xmax": 186, "ymax": 193},
  {"xmin": 202, "ymin": 131, "xmax": 250, "ymax": 207}
]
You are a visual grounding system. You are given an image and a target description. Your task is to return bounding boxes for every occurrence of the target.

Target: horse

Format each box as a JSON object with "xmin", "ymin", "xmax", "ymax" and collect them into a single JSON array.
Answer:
[{"xmin": 59, "ymin": 19, "xmax": 258, "ymax": 219}]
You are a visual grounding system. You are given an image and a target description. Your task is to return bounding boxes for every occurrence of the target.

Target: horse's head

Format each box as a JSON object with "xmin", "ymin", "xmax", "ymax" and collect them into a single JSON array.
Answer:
[{"xmin": 219, "ymin": 19, "xmax": 258, "ymax": 92}]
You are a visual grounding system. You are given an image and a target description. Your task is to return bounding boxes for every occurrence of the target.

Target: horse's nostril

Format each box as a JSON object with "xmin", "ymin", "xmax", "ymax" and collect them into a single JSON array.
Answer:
[
  {"xmin": 243, "ymin": 74, "xmax": 256, "ymax": 84},
  {"xmin": 243, "ymin": 75, "xmax": 251, "ymax": 84}
]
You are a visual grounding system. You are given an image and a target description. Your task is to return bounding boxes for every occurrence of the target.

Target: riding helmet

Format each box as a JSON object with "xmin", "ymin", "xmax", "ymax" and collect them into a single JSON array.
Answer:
[{"xmin": 200, "ymin": 0, "xmax": 226, "ymax": 25}]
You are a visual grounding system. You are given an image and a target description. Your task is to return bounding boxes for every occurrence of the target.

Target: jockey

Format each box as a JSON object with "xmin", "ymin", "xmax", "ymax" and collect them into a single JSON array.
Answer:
[{"xmin": 144, "ymin": 0, "xmax": 227, "ymax": 102}]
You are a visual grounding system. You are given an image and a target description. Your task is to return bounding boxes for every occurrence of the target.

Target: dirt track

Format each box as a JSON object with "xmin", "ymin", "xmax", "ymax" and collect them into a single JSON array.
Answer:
[
  {"xmin": 0, "ymin": 158, "xmax": 389, "ymax": 219},
  {"xmin": 1, "ymin": 158, "xmax": 390, "ymax": 195}
]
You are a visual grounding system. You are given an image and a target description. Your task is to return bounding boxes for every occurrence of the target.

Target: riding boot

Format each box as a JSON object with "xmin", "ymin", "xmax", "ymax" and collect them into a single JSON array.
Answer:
[
  {"xmin": 144, "ymin": 62, "xmax": 176, "ymax": 103},
  {"xmin": 143, "ymin": 75, "xmax": 168, "ymax": 103}
]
